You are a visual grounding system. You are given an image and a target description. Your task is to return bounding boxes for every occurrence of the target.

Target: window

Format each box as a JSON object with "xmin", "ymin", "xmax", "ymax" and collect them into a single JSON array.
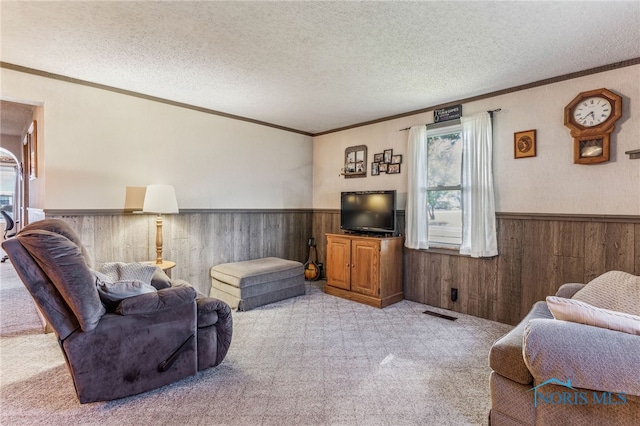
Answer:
[
  {"xmin": 426, "ymin": 122, "xmax": 462, "ymax": 247},
  {"xmin": 1, "ymin": 163, "xmax": 16, "ymax": 212}
]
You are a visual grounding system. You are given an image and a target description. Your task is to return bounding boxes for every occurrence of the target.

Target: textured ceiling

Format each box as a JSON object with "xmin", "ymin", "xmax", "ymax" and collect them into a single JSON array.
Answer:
[
  {"xmin": 0, "ymin": 100, "xmax": 34, "ymax": 137},
  {"xmin": 1, "ymin": 1, "xmax": 639, "ymax": 135}
]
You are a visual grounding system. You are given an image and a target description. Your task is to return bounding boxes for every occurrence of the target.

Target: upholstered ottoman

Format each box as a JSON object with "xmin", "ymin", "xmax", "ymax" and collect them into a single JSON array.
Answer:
[{"xmin": 209, "ymin": 257, "xmax": 305, "ymax": 311}]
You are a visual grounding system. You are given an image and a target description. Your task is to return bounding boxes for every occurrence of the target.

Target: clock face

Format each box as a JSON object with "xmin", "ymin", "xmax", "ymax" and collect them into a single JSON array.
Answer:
[{"xmin": 572, "ymin": 96, "xmax": 612, "ymax": 127}]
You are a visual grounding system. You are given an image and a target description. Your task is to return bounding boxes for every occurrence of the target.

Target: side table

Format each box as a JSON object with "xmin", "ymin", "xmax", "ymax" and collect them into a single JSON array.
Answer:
[{"xmin": 144, "ymin": 260, "xmax": 176, "ymax": 278}]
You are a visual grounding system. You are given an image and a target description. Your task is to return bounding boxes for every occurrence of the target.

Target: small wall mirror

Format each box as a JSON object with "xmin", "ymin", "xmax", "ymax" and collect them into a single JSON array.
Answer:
[{"xmin": 344, "ymin": 145, "xmax": 367, "ymax": 178}]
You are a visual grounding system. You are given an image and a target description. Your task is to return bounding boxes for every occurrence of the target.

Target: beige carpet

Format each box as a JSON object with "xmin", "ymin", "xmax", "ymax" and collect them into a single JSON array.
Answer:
[{"xmin": 0, "ymin": 260, "xmax": 512, "ymax": 425}]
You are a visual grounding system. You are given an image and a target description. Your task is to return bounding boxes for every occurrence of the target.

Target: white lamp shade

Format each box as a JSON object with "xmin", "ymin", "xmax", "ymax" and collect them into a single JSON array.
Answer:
[{"xmin": 142, "ymin": 185, "xmax": 179, "ymax": 214}]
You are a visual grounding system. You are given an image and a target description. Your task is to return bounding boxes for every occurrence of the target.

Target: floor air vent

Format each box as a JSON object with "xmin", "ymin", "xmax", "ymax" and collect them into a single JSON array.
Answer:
[{"xmin": 423, "ymin": 310, "xmax": 457, "ymax": 321}]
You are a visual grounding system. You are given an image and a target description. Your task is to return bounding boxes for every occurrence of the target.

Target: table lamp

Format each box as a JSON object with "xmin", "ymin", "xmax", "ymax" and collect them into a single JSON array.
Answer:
[{"xmin": 142, "ymin": 184, "xmax": 179, "ymax": 264}]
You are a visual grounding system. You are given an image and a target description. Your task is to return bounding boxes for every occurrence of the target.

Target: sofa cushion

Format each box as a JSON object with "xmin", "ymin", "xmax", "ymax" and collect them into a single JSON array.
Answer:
[
  {"xmin": 547, "ymin": 296, "xmax": 640, "ymax": 335},
  {"xmin": 572, "ymin": 270, "xmax": 640, "ymax": 315},
  {"xmin": 489, "ymin": 300, "xmax": 552, "ymax": 385},
  {"xmin": 523, "ymin": 318, "xmax": 640, "ymax": 397},
  {"xmin": 151, "ymin": 267, "xmax": 172, "ymax": 290},
  {"xmin": 96, "ymin": 278, "xmax": 158, "ymax": 311},
  {"xmin": 93, "ymin": 262, "xmax": 160, "ymax": 310},
  {"xmin": 18, "ymin": 229, "xmax": 106, "ymax": 332},
  {"xmin": 98, "ymin": 262, "xmax": 158, "ymax": 283}
]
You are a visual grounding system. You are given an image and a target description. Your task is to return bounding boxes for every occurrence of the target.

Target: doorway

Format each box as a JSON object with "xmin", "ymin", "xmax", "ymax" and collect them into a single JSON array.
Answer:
[
  {"xmin": 0, "ymin": 149, "xmax": 20, "ymax": 234},
  {"xmin": 0, "ymin": 100, "xmax": 36, "ymax": 229}
]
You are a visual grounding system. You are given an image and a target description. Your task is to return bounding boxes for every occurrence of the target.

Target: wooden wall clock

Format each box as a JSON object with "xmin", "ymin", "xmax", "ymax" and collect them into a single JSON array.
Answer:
[{"xmin": 564, "ymin": 88, "xmax": 622, "ymax": 164}]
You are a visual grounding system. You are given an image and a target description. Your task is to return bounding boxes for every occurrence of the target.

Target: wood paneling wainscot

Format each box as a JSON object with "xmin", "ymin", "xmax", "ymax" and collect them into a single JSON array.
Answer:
[
  {"xmin": 313, "ymin": 210, "xmax": 640, "ymax": 325},
  {"xmin": 47, "ymin": 210, "xmax": 313, "ymax": 296}
]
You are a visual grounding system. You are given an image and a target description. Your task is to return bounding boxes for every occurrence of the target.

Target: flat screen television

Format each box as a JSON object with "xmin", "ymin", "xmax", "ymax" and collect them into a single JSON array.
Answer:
[{"xmin": 340, "ymin": 190, "xmax": 396, "ymax": 235}]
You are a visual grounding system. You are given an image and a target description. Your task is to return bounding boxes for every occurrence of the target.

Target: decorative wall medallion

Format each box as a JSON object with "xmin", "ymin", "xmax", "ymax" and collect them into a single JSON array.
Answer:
[{"xmin": 514, "ymin": 129, "xmax": 536, "ymax": 159}]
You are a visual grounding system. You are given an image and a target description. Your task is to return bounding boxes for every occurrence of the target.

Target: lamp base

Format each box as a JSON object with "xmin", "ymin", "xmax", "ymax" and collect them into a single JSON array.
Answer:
[{"xmin": 155, "ymin": 214, "xmax": 164, "ymax": 264}]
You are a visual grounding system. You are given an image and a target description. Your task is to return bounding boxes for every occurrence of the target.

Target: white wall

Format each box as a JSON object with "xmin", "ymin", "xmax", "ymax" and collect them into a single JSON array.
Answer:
[
  {"xmin": 3, "ymin": 65, "xmax": 638, "ymax": 214},
  {"xmin": 1, "ymin": 69, "xmax": 313, "ymax": 210},
  {"xmin": 313, "ymin": 65, "xmax": 640, "ymax": 215}
]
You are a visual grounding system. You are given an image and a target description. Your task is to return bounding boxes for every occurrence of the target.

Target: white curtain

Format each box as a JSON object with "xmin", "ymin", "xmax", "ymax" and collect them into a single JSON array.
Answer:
[
  {"xmin": 460, "ymin": 112, "xmax": 498, "ymax": 257},
  {"xmin": 405, "ymin": 125, "xmax": 429, "ymax": 249}
]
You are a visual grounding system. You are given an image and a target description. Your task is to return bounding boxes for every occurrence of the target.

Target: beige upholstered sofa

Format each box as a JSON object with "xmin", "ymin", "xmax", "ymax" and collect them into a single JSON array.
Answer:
[{"xmin": 489, "ymin": 271, "xmax": 640, "ymax": 425}]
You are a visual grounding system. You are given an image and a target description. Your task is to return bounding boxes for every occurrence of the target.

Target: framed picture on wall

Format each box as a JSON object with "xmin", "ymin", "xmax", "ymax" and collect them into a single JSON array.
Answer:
[
  {"xmin": 387, "ymin": 163, "xmax": 400, "ymax": 174},
  {"xmin": 371, "ymin": 162, "xmax": 380, "ymax": 176},
  {"xmin": 379, "ymin": 162, "xmax": 388, "ymax": 173},
  {"xmin": 383, "ymin": 149, "xmax": 393, "ymax": 163},
  {"xmin": 391, "ymin": 154, "xmax": 402, "ymax": 164},
  {"xmin": 373, "ymin": 153, "xmax": 384, "ymax": 163},
  {"xmin": 514, "ymin": 129, "xmax": 536, "ymax": 159},
  {"xmin": 344, "ymin": 145, "xmax": 367, "ymax": 178}
]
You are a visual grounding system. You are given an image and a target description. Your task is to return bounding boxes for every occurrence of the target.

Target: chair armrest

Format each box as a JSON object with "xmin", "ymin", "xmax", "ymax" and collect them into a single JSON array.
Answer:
[
  {"xmin": 162, "ymin": 279, "xmax": 231, "ymax": 328},
  {"xmin": 523, "ymin": 318, "xmax": 640, "ymax": 396},
  {"xmin": 116, "ymin": 286, "xmax": 197, "ymax": 316},
  {"xmin": 169, "ymin": 279, "xmax": 233, "ymax": 369},
  {"xmin": 489, "ymin": 301, "xmax": 551, "ymax": 385},
  {"xmin": 555, "ymin": 283, "xmax": 586, "ymax": 298},
  {"xmin": 196, "ymin": 296, "xmax": 226, "ymax": 327},
  {"xmin": 196, "ymin": 295, "xmax": 233, "ymax": 368}
]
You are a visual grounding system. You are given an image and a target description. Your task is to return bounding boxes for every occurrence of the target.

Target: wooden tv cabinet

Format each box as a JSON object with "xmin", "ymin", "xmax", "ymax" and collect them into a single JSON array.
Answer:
[{"xmin": 324, "ymin": 233, "xmax": 403, "ymax": 308}]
